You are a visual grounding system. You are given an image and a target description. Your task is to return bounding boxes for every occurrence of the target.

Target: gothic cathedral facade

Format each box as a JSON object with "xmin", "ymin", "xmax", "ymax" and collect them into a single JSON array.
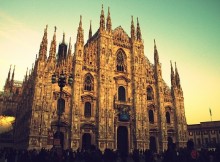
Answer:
[{"xmin": 14, "ymin": 6, "xmax": 188, "ymax": 152}]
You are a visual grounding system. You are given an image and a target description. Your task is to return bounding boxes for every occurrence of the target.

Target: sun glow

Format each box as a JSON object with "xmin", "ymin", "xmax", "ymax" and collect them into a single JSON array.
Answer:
[{"xmin": 0, "ymin": 116, "xmax": 15, "ymax": 134}]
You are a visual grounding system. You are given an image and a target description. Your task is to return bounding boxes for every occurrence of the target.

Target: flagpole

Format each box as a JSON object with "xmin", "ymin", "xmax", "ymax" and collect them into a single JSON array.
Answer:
[{"xmin": 209, "ymin": 108, "xmax": 212, "ymax": 122}]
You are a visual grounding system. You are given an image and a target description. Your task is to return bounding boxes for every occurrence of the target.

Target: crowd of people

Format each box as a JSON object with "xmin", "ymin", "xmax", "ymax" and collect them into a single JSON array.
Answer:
[{"xmin": 0, "ymin": 141, "xmax": 219, "ymax": 162}]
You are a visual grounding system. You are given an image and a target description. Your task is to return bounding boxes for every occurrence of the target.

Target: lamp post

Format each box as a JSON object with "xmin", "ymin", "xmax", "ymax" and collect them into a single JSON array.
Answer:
[{"xmin": 51, "ymin": 70, "xmax": 73, "ymax": 148}]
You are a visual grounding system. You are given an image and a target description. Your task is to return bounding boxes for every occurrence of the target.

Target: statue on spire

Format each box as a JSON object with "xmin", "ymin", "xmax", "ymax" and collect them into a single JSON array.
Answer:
[
  {"xmin": 136, "ymin": 17, "xmax": 142, "ymax": 40},
  {"xmin": 11, "ymin": 65, "xmax": 15, "ymax": 82},
  {"xmin": 131, "ymin": 16, "xmax": 135, "ymax": 40},
  {"xmin": 100, "ymin": 4, "xmax": 105, "ymax": 31},
  {"xmin": 175, "ymin": 62, "xmax": 181, "ymax": 88},
  {"xmin": 106, "ymin": 6, "xmax": 112, "ymax": 32},
  {"xmin": 154, "ymin": 39, "xmax": 159, "ymax": 64},
  {"xmin": 89, "ymin": 20, "xmax": 92, "ymax": 39},
  {"xmin": 76, "ymin": 15, "xmax": 84, "ymax": 45},
  {"xmin": 62, "ymin": 32, "xmax": 65, "ymax": 44},
  {"xmin": 68, "ymin": 37, "xmax": 72, "ymax": 57},
  {"xmin": 7, "ymin": 65, "xmax": 12, "ymax": 82},
  {"xmin": 48, "ymin": 26, "xmax": 57, "ymax": 61},
  {"xmin": 170, "ymin": 61, "xmax": 176, "ymax": 87},
  {"xmin": 38, "ymin": 25, "xmax": 48, "ymax": 61}
]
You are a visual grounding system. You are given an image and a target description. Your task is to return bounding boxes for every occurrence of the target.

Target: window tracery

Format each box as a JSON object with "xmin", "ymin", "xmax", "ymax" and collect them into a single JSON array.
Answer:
[
  {"xmin": 84, "ymin": 74, "xmax": 94, "ymax": 91},
  {"xmin": 116, "ymin": 50, "xmax": 126, "ymax": 72}
]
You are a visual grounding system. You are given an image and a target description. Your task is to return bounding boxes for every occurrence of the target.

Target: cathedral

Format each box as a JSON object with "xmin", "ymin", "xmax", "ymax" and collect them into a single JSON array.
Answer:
[{"xmin": 12, "ymin": 6, "xmax": 188, "ymax": 153}]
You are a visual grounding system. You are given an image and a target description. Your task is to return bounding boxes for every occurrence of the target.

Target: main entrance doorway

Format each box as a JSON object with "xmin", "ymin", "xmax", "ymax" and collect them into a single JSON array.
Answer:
[
  {"xmin": 117, "ymin": 126, "xmax": 128, "ymax": 155},
  {"xmin": 82, "ymin": 133, "xmax": 91, "ymax": 150}
]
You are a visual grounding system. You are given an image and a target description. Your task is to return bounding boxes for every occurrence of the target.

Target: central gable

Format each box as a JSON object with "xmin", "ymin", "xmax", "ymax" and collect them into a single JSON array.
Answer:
[{"xmin": 113, "ymin": 26, "xmax": 131, "ymax": 48}]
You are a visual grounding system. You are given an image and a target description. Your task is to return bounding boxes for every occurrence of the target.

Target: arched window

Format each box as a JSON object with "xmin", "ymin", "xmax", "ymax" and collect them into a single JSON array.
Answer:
[
  {"xmin": 149, "ymin": 110, "xmax": 154, "ymax": 123},
  {"xmin": 84, "ymin": 74, "xmax": 94, "ymax": 91},
  {"xmin": 118, "ymin": 86, "xmax": 126, "ymax": 101},
  {"xmin": 147, "ymin": 86, "xmax": 154, "ymax": 100},
  {"xmin": 116, "ymin": 50, "xmax": 125, "ymax": 72},
  {"xmin": 84, "ymin": 102, "xmax": 91, "ymax": 117},
  {"xmin": 166, "ymin": 112, "xmax": 171, "ymax": 123}
]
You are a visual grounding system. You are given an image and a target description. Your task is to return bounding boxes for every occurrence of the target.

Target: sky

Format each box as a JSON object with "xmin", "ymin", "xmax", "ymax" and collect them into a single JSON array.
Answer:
[{"xmin": 0, "ymin": 0, "xmax": 219, "ymax": 124}]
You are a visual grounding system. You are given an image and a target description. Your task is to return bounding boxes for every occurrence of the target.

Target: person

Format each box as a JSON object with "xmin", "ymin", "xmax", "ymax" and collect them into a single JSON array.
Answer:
[
  {"xmin": 144, "ymin": 149, "xmax": 154, "ymax": 162},
  {"xmin": 120, "ymin": 150, "xmax": 128, "ymax": 162},
  {"xmin": 162, "ymin": 143, "xmax": 178, "ymax": 162},
  {"xmin": 132, "ymin": 149, "xmax": 140, "ymax": 162},
  {"xmin": 185, "ymin": 140, "xmax": 200, "ymax": 162}
]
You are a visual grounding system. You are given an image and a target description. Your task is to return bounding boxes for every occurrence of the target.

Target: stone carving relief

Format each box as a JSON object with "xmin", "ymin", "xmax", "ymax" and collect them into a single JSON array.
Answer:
[
  {"xmin": 31, "ymin": 138, "xmax": 38, "ymax": 146},
  {"xmin": 113, "ymin": 26, "xmax": 131, "ymax": 48}
]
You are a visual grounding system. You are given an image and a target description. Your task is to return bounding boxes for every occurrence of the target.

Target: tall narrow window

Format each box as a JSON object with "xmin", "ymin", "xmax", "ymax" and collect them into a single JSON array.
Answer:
[
  {"xmin": 116, "ymin": 50, "xmax": 125, "ymax": 72},
  {"xmin": 118, "ymin": 86, "xmax": 126, "ymax": 101},
  {"xmin": 84, "ymin": 74, "xmax": 94, "ymax": 91},
  {"xmin": 84, "ymin": 102, "xmax": 91, "ymax": 117},
  {"xmin": 166, "ymin": 112, "xmax": 171, "ymax": 123},
  {"xmin": 147, "ymin": 86, "xmax": 154, "ymax": 100},
  {"xmin": 149, "ymin": 110, "xmax": 154, "ymax": 123}
]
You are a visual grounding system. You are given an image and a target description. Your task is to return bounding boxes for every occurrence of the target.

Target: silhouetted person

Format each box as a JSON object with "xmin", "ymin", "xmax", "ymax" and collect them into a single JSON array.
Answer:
[
  {"xmin": 144, "ymin": 149, "xmax": 154, "ymax": 162},
  {"xmin": 132, "ymin": 149, "xmax": 140, "ymax": 162},
  {"xmin": 120, "ymin": 150, "xmax": 128, "ymax": 162},
  {"xmin": 162, "ymin": 143, "xmax": 178, "ymax": 162},
  {"xmin": 185, "ymin": 140, "xmax": 200, "ymax": 162}
]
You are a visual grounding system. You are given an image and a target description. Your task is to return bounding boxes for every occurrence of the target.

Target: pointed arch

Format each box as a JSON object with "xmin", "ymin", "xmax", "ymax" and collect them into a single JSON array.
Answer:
[
  {"xmin": 84, "ymin": 73, "xmax": 94, "ymax": 91},
  {"xmin": 116, "ymin": 49, "xmax": 126, "ymax": 72},
  {"xmin": 147, "ymin": 85, "xmax": 154, "ymax": 100}
]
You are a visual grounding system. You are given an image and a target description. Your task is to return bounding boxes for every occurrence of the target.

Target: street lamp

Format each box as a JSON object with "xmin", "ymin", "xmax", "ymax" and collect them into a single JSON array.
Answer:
[{"xmin": 51, "ymin": 70, "xmax": 73, "ymax": 148}]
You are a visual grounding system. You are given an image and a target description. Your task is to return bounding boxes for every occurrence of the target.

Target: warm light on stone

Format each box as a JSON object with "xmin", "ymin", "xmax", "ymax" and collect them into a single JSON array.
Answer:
[{"xmin": 0, "ymin": 116, "xmax": 15, "ymax": 133}]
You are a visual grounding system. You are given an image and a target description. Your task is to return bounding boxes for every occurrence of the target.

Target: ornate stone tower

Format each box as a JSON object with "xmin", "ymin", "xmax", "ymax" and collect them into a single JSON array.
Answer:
[{"xmin": 14, "ymin": 6, "xmax": 188, "ymax": 152}]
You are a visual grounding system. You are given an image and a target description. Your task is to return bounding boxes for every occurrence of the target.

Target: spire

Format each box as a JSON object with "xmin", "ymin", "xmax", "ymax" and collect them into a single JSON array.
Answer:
[
  {"xmin": 68, "ymin": 37, "xmax": 72, "ymax": 56},
  {"xmin": 76, "ymin": 15, "xmax": 84, "ymax": 44},
  {"xmin": 136, "ymin": 17, "xmax": 142, "ymax": 40},
  {"xmin": 170, "ymin": 61, "xmax": 176, "ymax": 87},
  {"xmin": 106, "ymin": 6, "xmax": 112, "ymax": 32},
  {"xmin": 154, "ymin": 39, "xmax": 159, "ymax": 64},
  {"xmin": 7, "ymin": 65, "xmax": 12, "ymax": 82},
  {"xmin": 62, "ymin": 32, "xmax": 65, "ymax": 44},
  {"xmin": 175, "ymin": 62, "xmax": 181, "ymax": 88},
  {"xmin": 100, "ymin": 4, "xmax": 105, "ymax": 31},
  {"xmin": 38, "ymin": 25, "xmax": 48, "ymax": 60},
  {"xmin": 32, "ymin": 63, "xmax": 34, "ymax": 73},
  {"xmin": 89, "ymin": 20, "xmax": 92, "ymax": 39},
  {"xmin": 131, "ymin": 16, "xmax": 135, "ymax": 40},
  {"xmin": 11, "ymin": 65, "xmax": 15, "ymax": 82},
  {"xmin": 25, "ymin": 67, "xmax": 28, "ymax": 82},
  {"xmin": 48, "ymin": 26, "xmax": 57, "ymax": 61},
  {"xmin": 54, "ymin": 26, "xmax": 57, "ymax": 40},
  {"xmin": 79, "ymin": 15, "xmax": 82, "ymax": 29}
]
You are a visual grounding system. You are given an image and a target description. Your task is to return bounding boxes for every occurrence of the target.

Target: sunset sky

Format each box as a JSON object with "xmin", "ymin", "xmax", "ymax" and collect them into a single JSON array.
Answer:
[{"xmin": 0, "ymin": 0, "xmax": 219, "ymax": 124}]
